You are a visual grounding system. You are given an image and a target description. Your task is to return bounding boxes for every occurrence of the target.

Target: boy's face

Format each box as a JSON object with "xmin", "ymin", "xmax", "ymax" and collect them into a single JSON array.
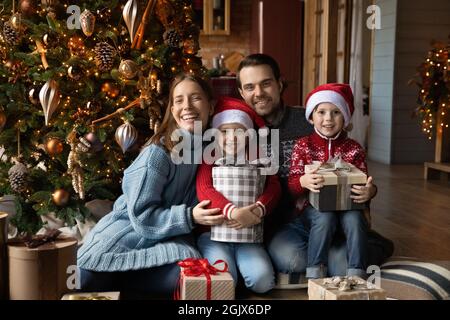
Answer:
[
  {"xmin": 238, "ymin": 65, "xmax": 283, "ymax": 120},
  {"xmin": 218, "ymin": 123, "xmax": 248, "ymax": 157},
  {"xmin": 310, "ymin": 103, "xmax": 345, "ymax": 138}
]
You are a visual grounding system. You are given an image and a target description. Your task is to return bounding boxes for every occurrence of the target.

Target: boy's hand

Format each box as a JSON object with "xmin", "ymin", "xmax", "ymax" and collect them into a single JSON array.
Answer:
[
  {"xmin": 300, "ymin": 168, "xmax": 324, "ymax": 193},
  {"xmin": 228, "ymin": 203, "xmax": 261, "ymax": 229},
  {"xmin": 351, "ymin": 176, "xmax": 375, "ymax": 203}
]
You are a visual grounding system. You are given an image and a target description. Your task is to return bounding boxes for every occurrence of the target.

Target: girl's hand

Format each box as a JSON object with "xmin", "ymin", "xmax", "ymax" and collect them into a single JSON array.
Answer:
[
  {"xmin": 351, "ymin": 176, "xmax": 376, "ymax": 203},
  {"xmin": 300, "ymin": 170, "xmax": 325, "ymax": 193},
  {"xmin": 225, "ymin": 219, "xmax": 243, "ymax": 229},
  {"xmin": 229, "ymin": 203, "xmax": 261, "ymax": 228},
  {"xmin": 192, "ymin": 200, "xmax": 223, "ymax": 225}
]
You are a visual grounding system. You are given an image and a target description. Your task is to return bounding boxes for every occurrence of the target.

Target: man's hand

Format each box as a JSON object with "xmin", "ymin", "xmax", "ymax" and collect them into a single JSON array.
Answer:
[
  {"xmin": 192, "ymin": 200, "xmax": 223, "ymax": 225},
  {"xmin": 300, "ymin": 168, "xmax": 324, "ymax": 193},
  {"xmin": 351, "ymin": 176, "xmax": 376, "ymax": 203}
]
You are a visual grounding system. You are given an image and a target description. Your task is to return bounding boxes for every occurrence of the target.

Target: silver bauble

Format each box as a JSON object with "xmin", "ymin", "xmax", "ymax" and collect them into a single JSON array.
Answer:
[
  {"xmin": 115, "ymin": 121, "xmax": 138, "ymax": 153},
  {"xmin": 123, "ymin": 0, "xmax": 138, "ymax": 44},
  {"xmin": 39, "ymin": 79, "xmax": 60, "ymax": 126}
]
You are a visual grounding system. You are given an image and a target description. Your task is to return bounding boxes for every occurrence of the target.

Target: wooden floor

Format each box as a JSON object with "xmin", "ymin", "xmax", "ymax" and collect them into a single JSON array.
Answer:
[{"xmin": 241, "ymin": 161, "xmax": 450, "ymax": 300}]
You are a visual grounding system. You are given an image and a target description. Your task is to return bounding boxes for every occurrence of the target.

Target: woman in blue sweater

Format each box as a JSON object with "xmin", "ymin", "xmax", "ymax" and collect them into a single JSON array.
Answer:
[{"xmin": 77, "ymin": 74, "xmax": 223, "ymax": 297}]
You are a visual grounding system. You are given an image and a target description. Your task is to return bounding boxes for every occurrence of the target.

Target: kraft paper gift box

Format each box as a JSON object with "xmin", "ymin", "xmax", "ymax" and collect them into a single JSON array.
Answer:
[
  {"xmin": 305, "ymin": 160, "xmax": 367, "ymax": 212},
  {"xmin": 62, "ymin": 292, "xmax": 120, "ymax": 300},
  {"xmin": 0, "ymin": 213, "xmax": 8, "ymax": 300},
  {"xmin": 177, "ymin": 258, "xmax": 235, "ymax": 300},
  {"xmin": 308, "ymin": 276, "xmax": 387, "ymax": 300},
  {"xmin": 210, "ymin": 159, "xmax": 266, "ymax": 243},
  {"xmin": 8, "ymin": 237, "xmax": 77, "ymax": 300}
]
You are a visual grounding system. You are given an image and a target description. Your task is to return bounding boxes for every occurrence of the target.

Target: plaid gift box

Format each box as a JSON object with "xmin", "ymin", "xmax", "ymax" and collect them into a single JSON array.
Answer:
[
  {"xmin": 305, "ymin": 160, "xmax": 367, "ymax": 212},
  {"xmin": 308, "ymin": 276, "xmax": 386, "ymax": 300},
  {"xmin": 211, "ymin": 164, "xmax": 266, "ymax": 243}
]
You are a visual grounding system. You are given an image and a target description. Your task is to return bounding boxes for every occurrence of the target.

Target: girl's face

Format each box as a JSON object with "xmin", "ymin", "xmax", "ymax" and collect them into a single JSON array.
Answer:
[
  {"xmin": 218, "ymin": 123, "xmax": 248, "ymax": 157},
  {"xmin": 310, "ymin": 103, "xmax": 345, "ymax": 137},
  {"xmin": 170, "ymin": 79, "xmax": 213, "ymax": 133}
]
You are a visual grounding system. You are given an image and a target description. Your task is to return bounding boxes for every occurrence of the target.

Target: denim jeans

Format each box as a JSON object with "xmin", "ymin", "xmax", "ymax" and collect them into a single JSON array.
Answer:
[
  {"xmin": 197, "ymin": 232, "xmax": 275, "ymax": 293},
  {"xmin": 268, "ymin": 209, "xmax": 392, "ymax": 279},
  {"xmin": 79, "ymin": 262, "xmax": 180, "ymax": 298}
]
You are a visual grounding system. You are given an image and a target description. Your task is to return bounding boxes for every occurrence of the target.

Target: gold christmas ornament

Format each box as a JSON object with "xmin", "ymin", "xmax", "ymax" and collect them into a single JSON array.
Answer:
[
  {"xmin": 28, "ymin": 86, "xmax": 40, "ymax": 105},
  {"xmin": 118, "ymin": 59, "xmax": 138, "ymax": 79},
  {"xmin": 9, "ymin": 13, "xmax": 22, "ymax": 30},
  {"xmin": 67, "ymin": 65, "xmax": 83, "ymax": 80},
  {"xmin": 68, "ymin": 36, "xmax": 86, "ymax": 56},
  {"xmin": 39, "ymin": 79, "xmax": 61, "ymax": 126},
  {"xmin": 52, "ymin": 188, "xmax": 70, "ymax": 206},
  {"xmin": 45, "ymin": 137, "xmax": 64, "ymax": 156},
  {"xmin": 19, "ymin": 0, "xmax": 37, "ymax": 16},
  {"xmin": 115, "ymin": 121, "xmax": 138, "ymax": 153},
  {"xmin": 79, "ymin": 9, "xmax": 96, "ymax": 37},
  {"xmin": 0, "ymin": 110, "xmax": 6, "ymax": 131},
  {"xmin": 67, "ymin": 130, "xmax": 85, "ymax": 200},
  {"xmin": 123, "ymin": 0, "xmax": 138, "ymax": 44},
  {"xmin": 101, "ymin": 82, "xmax": 120, "ymax": 98}
]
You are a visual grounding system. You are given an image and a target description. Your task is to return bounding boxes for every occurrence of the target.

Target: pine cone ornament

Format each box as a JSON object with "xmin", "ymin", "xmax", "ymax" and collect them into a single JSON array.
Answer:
[
  {"xmin": 163, "ymin": 29, "xmax": 181, "ymax": 48},
  {"xmin": 94, "ymin": 42, "xmax": 116, "ymax": 73},
  {"xmin": 3, "ymin": 21, "xmax": 21, "ymax": 46},
  {"xmin": 8, "ymin": 161, "xmax": 29, "ymax": 193}
]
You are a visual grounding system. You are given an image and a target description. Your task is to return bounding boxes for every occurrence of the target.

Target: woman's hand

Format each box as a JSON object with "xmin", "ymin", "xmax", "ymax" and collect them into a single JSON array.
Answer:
[
  {"xmin": 226, "ymin": 203, "xmax": 261, "ymax": 229},
  {"xmin": 193, "ymin": 200, "xmax": 223, "ymax": 225},
  {"xmin": 300, "ymin": 172, "xmax": 324, "ymax": 193},
  {"xmin": 351, "ymin": 176, "xmax": 376, "ymax": 203}
]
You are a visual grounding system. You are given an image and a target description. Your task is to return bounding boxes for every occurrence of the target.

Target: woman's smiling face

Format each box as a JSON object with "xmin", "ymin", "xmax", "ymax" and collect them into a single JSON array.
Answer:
[{"xmin": 170, "ymin": 79, "xmax": 213, "ymax": 133}]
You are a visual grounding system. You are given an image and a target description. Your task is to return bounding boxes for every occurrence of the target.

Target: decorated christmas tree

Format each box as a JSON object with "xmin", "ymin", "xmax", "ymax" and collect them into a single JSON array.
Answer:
[
  {"xmin": 0, "ymin": 0, "xmax": 206, "ymax": 235},
  {"xmin": 411, "ymin": 39, "xmax": 450, "ymax": 140}
]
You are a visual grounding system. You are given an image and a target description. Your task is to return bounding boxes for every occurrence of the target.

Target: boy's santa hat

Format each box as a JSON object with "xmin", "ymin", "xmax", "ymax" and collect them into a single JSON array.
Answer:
[
  {"xmin": 212, "ymin": 97, "xmax": 266, "ymax": 130},
  {"xmin": 305, "ymin": 83, "xmax": 355, "ymax": 127}
]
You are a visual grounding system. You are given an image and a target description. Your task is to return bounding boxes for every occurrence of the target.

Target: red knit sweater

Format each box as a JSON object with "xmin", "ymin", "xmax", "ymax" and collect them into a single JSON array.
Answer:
[
  {"xmin": 288, "ymin": 130, "xmax": 368, "ymax": 205},
  {"xmin": 196, "ymin": 162, "xmax": 281, "ymax": 233}
]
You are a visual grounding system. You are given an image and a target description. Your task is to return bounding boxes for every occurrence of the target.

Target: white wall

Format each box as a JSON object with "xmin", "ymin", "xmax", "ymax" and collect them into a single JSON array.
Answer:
[
  {"xmin": 368, "ymin": 0, "xmax": 398, "ymax": 164},
  {"xmin": 391, "ymin": 0, "xmax": 450, "ymax": 163}
]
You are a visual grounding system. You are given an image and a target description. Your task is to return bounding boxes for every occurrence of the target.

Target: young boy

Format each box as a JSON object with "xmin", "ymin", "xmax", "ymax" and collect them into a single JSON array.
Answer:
[
  {"xmin": 288, "ymin": 83, "xmax": 371, "ymax": 279},
  {"xmin": 196, "ymin": 97, "xmax": 281, "ymax": 293}
]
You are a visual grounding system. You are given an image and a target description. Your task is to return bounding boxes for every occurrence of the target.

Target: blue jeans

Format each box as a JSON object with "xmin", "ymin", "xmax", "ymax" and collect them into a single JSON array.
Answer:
[
  {"xmin": 268, "ymin": 210, "xmax": 392, "ymax": 279},
  {"xmin": 197, "ymin": 232, "xmax": 275, "ymax": 293},
  {"xmin": 79, "ymin": 263, "xmax": 180, "ymax": 298},
  {"xmin": 302, "ymin": 205, "xmax": 368, "ymax": 278}
]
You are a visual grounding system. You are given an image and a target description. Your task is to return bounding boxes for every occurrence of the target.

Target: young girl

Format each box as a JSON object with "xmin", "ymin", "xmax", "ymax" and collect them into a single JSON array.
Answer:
[
  {"xmin": 196, "ymin": 97, "xmax": 281, "ymax": 293},
  {"xmin": 77, "ymin": 74, "xmax": 224, "ymax": 297},
  {"xmin": 288, "ymin": 83, "xmax": 372, "ymax": 279}
]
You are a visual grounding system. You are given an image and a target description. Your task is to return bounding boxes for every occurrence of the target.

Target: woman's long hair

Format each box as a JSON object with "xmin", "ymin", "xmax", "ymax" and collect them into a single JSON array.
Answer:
[{"xmin": 146, "ymin": 73, "xmax": 214, "ymax": 152}]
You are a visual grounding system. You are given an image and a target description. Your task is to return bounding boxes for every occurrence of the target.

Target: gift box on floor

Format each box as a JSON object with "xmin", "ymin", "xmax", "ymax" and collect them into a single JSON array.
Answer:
[
  {"xmin": 308, "ymin": 276, "xmax": 386, "ymax": 300},
  {"xmin": 0, "ymin": 213, "xmax": 8, "ymax": 300},
  {"xmin": 8, "ymin": 236, "xmax": 77, "ymax": 300},
  {"xmin": 62, "ymin": 292, "xmax": 120, "ymax": 300},
  {"xmin": 211, "ymin": 160, "xmax": 266, "ymax": 243},
  {"xmin": 305, "ymin": 159, "xmax": 367, "ymax": 212},
  {"xmin": 176, "ymin": 258, "xmax": 235, "ymax": 300}
]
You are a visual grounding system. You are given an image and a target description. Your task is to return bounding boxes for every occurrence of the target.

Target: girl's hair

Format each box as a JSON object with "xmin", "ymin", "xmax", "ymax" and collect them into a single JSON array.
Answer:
[{"xmin": 146, "ymin": 73, "xmax": 214, "ymax": 152}]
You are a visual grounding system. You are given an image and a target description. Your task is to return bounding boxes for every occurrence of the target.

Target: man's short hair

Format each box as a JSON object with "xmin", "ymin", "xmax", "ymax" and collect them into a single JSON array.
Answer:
[{"xmin": 236, "ymin": 53, "xmax": 281, "ymax": 89}]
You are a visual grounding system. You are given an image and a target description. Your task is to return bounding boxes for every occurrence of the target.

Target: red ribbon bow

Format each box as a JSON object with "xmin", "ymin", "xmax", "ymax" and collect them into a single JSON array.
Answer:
[{"xmin": 174, "ymin": 258, "xmax": 228, "ymax": 300}]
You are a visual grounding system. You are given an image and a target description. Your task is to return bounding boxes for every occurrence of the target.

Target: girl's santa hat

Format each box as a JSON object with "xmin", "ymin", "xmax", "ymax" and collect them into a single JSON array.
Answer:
[
  {"xmin": 212, "ymin": 97, "xmax": 266, "ymax": 130},
  {"xmin": 305, "ymin": 83, "xmax": 355, "ymax": 127}
]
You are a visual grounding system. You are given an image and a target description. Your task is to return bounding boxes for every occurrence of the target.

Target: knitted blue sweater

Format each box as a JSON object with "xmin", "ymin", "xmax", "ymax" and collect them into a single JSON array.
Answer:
[{"xmin": 77, "ymin": 141, "xmax": 202, "ymax": 272}]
